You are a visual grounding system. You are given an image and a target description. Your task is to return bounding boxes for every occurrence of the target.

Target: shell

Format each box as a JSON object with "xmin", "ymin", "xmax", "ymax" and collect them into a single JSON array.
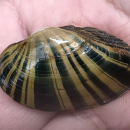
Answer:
[{"xmin": 0, "ymin": 25, "xmax": 130, "ymax": 111}]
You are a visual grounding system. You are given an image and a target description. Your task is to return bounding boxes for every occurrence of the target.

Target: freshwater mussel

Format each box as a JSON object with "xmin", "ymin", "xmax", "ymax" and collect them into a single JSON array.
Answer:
[{"xmin": 0, "ymin": 25, "xmax": 130, "ymax": 111}]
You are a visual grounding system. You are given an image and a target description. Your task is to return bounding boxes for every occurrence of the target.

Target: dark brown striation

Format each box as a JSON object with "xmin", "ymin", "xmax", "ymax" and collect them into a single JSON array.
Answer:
[{"xmin": 0, "ymin": 25, "xmax": 130, "ymax": 111}]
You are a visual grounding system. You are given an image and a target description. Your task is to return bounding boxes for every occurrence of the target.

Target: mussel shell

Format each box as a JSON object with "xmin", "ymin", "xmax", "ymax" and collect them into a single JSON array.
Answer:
[{"xmin": 0, "ymin": 25, "xmax": 130, "ymax": 111}]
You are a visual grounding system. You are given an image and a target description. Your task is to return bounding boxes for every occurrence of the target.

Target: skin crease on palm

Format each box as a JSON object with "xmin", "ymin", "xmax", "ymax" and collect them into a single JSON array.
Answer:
[{"xmin": 0, "ymin": 0, "xmax": 130, "ymax": 130}]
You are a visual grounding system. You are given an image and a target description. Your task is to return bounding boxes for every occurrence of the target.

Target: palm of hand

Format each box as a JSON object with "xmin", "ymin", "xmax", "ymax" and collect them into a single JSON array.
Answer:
[{"xmin": 0, "ymin": 0, "xmax": 130, "ymax": 130}]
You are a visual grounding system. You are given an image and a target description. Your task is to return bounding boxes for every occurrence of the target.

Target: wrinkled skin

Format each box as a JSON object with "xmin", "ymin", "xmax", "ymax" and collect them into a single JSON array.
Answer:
[{"xmin": 0, "ymin": 0, "xmax": 130, "ymax": 130}]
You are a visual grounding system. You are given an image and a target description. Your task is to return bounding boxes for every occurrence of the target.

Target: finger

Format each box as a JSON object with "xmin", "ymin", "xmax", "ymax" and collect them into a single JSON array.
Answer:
[
  {"xmin": 13, "ymin": 0, "xmax": 130, "ymax": 44},
  {"xmin": 0, "ymin": 0, "xmax": 28, "ymax": 54}
]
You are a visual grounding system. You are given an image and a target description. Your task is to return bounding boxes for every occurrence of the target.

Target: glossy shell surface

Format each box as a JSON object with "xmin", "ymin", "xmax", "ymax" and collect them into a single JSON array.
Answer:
[{"xmin": 0, "ymin": 25, "xmax": 130, "ymax": 111}]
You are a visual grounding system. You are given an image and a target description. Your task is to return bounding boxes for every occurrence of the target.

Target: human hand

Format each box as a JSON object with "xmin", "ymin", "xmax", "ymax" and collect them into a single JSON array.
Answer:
[{"xmin": 0, "ymin": 0, "xmax": 130, "ymax": 130}]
